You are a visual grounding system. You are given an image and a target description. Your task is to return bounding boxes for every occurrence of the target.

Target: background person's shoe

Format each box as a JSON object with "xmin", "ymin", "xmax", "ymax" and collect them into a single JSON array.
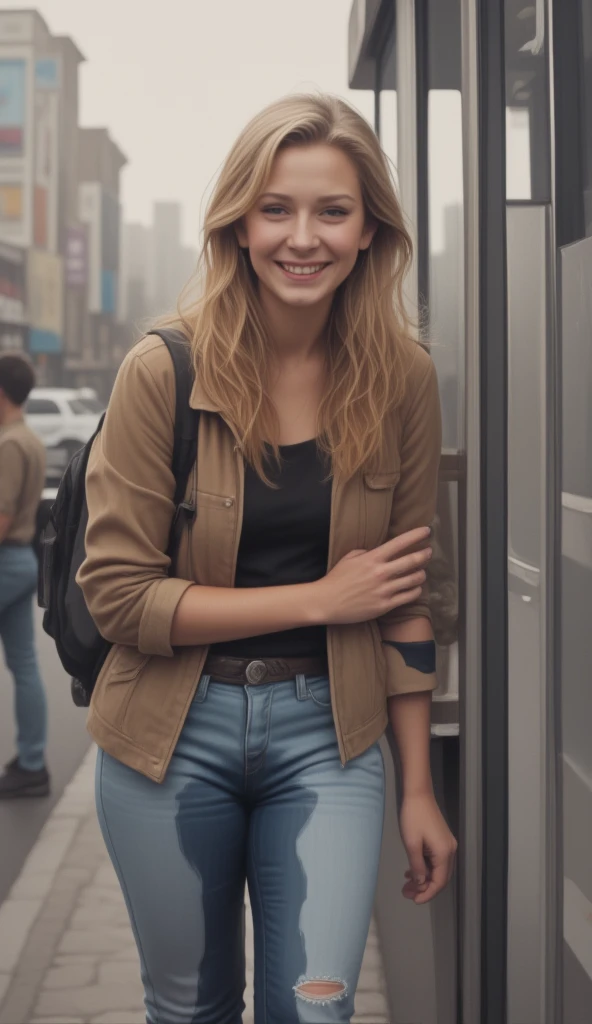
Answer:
[{"xmin": 0, "ymin": 758, "xmax": 50, "ymax": 799}]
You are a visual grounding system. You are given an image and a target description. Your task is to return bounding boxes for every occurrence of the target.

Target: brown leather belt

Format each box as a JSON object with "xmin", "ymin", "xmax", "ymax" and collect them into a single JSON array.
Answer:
[{"xmin": 202, "ymin": 653, "xmax": 328, "ymax": 686}]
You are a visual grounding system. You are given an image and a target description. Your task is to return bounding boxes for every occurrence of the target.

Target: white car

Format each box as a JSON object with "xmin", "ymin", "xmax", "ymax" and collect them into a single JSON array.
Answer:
[{"xmin": 25, "ymin": 387, "xmax": 105, "ymax": 479}]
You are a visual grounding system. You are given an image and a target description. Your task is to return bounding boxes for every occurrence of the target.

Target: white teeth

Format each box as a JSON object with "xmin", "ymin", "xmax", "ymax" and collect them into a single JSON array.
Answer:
[{"xmin": 281, "ymin": 263, "xmax": 325, "ymax": 276}]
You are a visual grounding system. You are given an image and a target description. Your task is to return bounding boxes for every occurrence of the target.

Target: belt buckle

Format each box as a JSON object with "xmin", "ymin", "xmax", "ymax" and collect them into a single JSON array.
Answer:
[{"xmin": 245, "ymin": 660, "xmax": 267, "ymax": 684}]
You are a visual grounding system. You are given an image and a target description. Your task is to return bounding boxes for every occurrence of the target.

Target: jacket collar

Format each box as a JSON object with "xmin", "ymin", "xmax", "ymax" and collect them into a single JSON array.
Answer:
[
  {"xmin": 189, "ymin": 373, "xmax": 245, "ymax": 448},
  {"xmin": 188, "ymin": 374, "xmax": 220, "ymax": 414}
]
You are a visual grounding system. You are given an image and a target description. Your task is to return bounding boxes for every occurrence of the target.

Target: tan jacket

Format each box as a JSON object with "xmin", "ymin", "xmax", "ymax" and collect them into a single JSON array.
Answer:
[
  {"xmin": 77, "ymin": 335, "xmax": 441, "ymax": 782},
  {"xmin": 0, "ymin": 419, "xmax": 46, "ymax": 543}
]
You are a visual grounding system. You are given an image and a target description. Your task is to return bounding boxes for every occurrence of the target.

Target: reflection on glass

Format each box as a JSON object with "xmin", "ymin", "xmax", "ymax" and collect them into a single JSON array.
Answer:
[
  {"xmin": 580, "ymin": 0, "xmax": 592, "ymax": 235},
  {"xmin": 425, "ymin": 0, "xmax": 464, "ymax": 690},
  {"xmin": 506, "ymin": 107, "xmax": 531, "ymax": 199},
  {"xmin": 505, "ymin": 0, "xmax": 551, "ymax": 201},
  {"xmin": 560, "ymin": 234, "xmax": 592, "ymax": 1019},
  {"xmin": 428, "ymin": 90, "xmax": 464, "ymax": 452},
  {"xmin": 378, "ymin": 27, "xmax": 397, "ymax": 189},
  {"xmin": 506, "ymin": 208, "xmax": 545, "ymax": 570}
]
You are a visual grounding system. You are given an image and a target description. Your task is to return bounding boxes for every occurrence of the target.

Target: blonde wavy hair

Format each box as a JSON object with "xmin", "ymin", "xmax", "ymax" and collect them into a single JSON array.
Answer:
[{"xmin": 156, "ymin": 92, "xmax": 416, "ymax": 484}]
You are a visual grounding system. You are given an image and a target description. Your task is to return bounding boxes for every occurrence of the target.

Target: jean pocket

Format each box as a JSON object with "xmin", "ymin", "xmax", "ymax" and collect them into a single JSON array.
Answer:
[
  {"xmin": 193, "ymin": 674, "xmax": 211, "ymax": 703},
  {"xmin": 306, "ymin": 676, "xmax": 332, "ymax": 708}
]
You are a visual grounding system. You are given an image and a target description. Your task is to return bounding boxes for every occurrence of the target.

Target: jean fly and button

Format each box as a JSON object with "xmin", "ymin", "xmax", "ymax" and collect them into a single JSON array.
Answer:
[{"xmin": 96, "ymin": 672, "xmax": 386, "ymax": 1024}]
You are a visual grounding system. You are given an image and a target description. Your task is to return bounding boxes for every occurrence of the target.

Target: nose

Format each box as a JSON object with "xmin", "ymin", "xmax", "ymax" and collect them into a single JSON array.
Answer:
[{"xmin": 287, "ymin": 213, "xmax": 320, "ymax": 252}]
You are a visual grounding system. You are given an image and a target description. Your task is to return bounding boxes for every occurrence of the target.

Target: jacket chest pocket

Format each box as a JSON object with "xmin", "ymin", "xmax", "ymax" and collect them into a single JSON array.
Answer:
[
  {"xmin": 362, "ymin": 469, "xmax": 400, "ymax": 549},
  {"xmin": 191, "ymin": 489, "xmax": 237, "ymax": 587}
]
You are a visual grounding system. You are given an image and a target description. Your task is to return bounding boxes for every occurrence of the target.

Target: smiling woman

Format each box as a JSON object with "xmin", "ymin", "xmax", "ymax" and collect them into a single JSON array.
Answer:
[
  {"xmin": 237, "ymin": 146, "xmax": 375, "ymax": 306},
  {"xmin": 158, "ymin": 94, "xmax": 418, "ymax": 486},
  {"xmin": 76, "ymin": 92, "xmax": 454, "ymax": 1024}
]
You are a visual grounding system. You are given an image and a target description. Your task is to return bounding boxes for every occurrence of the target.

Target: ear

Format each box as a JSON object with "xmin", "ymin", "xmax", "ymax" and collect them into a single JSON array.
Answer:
[
  {"xmin": 234, "ymin": 219, "xmax": 248, "ymax": 248},
  {"xmin": 359, "ymin": 217, "xmax": 378, "ymax": 251}
]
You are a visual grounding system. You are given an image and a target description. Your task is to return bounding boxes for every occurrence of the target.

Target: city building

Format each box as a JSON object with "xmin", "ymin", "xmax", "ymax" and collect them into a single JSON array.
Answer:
[
  {"xmin": 75, "ymin": 127, "xmax": 127, "ymax": 397},
  {"xmin": 0, "ymin": 9, "xmax": 128, "ymax": 398},
  {"xmin": 120, "ymin": 201, "xmax": 198, "ymax": 341}
]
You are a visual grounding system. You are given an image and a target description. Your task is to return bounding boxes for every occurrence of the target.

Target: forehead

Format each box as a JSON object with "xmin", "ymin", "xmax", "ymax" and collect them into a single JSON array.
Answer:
[{"xmin": 263, "ymin": 143, "xmax": 362, "ymax": 200}]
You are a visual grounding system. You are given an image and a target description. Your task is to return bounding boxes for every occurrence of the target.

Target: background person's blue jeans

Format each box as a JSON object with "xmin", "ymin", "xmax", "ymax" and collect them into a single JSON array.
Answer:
[
  {"xmin": 0, "ymin": 545, "xmax": 47, "ymax": 771},
  {"xmin": 96, "ymin": 673, "xmax": 386, "ymax": 1024}
]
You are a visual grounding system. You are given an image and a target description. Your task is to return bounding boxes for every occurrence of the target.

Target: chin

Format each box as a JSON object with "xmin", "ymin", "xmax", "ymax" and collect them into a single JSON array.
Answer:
[{"xmin": 277, "ymin": 287, "xmax": 331, "ymax": 307}]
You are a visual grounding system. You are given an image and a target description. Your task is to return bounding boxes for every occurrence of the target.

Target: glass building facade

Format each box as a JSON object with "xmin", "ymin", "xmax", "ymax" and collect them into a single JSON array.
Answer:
[{"xmin": 348, "ymin": 2, "xmax": 592, "ymax": 1021}]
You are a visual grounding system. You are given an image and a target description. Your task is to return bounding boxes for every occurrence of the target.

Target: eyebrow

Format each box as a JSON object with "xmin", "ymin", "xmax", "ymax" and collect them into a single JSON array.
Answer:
[{"xmin": 259, "ymin": 192, "xmax": 356, "ymax": 203}]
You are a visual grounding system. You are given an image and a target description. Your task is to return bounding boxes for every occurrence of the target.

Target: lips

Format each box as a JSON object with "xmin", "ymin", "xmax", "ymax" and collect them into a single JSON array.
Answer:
[{"xmin": 275, "ymin": 261, "xmax": 330, "ymax": 280}]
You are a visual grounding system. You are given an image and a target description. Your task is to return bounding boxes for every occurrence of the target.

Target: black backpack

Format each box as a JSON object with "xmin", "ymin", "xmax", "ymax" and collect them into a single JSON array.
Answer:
[{"xmin": 38, "ymin": 329, "xmax": 200, "ymax": 707}]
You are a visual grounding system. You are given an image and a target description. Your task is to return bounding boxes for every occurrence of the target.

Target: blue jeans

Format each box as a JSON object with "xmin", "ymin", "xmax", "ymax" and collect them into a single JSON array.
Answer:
[
  {"xmin": 96, "ymin": 673, "xmax": 386, "ymax": 1024},
  {"xmin": 0, "ymin": 545, "xmax": 47, "ymax": 771}
]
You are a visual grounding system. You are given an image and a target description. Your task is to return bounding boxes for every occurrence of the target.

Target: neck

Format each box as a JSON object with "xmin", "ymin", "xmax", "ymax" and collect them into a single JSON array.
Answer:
[
  {"xmin": 0, "ymin": 404, "xmax": 24, "ymax": 427},
  {"xmin": 259, "ymin": 283, "xmax": 333, "ymax": 364}
]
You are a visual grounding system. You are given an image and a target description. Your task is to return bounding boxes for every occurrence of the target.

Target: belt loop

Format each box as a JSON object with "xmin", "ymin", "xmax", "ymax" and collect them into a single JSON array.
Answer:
[
  {"xmin": 295, "ymin": 673, "xmax": 308, "ymax": 701},
  {"xmin": 194, "ymin": 673, "xmax": 211, "ymax": 703}
]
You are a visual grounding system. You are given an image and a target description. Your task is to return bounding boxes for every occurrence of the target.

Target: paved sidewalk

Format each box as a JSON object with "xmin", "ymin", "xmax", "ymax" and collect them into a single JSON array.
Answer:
[{"xmin": 0, "ymin": 747, "xmax": 390, "ymax": 1024}]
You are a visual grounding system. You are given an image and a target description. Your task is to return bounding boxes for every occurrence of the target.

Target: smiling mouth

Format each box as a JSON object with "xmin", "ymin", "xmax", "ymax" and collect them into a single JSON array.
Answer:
[{"xmin": 275, "ymin": 262, "xmax": 330, "ymax": 279}]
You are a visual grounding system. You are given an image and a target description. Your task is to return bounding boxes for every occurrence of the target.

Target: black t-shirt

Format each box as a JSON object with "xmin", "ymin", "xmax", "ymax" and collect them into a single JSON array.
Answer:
[{"xmin": 209, "ymin": 438, "xmax": 331, "ymax": 659}]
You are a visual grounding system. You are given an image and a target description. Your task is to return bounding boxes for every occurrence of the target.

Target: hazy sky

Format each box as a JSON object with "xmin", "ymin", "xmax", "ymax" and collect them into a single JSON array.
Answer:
[{"xmin": 11, "ymin": 0, "xmax": 375, "ymax": 247}]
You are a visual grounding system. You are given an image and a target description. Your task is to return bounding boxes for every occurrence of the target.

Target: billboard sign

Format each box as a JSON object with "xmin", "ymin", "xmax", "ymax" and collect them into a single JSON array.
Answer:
[
  {"xmin": 0, "ymin": 241, "xmax": 25, "ymax": 325},
  {"xmin": 0, "ymin": 183, "xmax": 23, "ymax": 223},
  {"xmin": 65, "ymin": 225, "xmax": 88, "ymax": 287},
  {"xmin": 79, "ymin": 182, "xmax": 102, "ymax": 313},
  {"xmin": 35, "ymin": 58, "xmax": 60, "ymax": 91},
  {"xmin": 33, "ymin": 57, "xmax": 59, "ymax": 252},
  {"xmin": 27, "ymin": 248, "xmax": 63, "ymax": 353},
  {"xmin": 0, "ymin": 59, "xmax": 26, "ymax": 157}
]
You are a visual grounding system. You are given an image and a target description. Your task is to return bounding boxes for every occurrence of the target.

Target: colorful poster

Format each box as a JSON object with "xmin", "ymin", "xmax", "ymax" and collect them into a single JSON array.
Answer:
[
  {"xmin": 0, "ymin": 60, "xmax": 26, "ymax": 157},
  {"xmin": 0, "ymin": 184, "xmax": 23, "ymax": 223},
  {"xmin": 27, "ymin": 248, "xmax": 63, "ymax": 353},
  {"xmin": 33, "ymin": 58, "xmax": 59, "ymax": 251},
  {"xmin": 0, "ymin": 241, "xmax": 26, "ymax": 325},
  {"xmin": 33, "ymin": 88, "xmax": 58, "ymax": 249},
  {"xmin": 35, "ymin": 58, "xmax": 60, "ymax": 91},
  {"xmin": 78, "ymin": 182, "xmax": 102, "ymax": 313},
  {"xmin": 65, "ymin": 225, "xmax": 88, "ymax": 287}
]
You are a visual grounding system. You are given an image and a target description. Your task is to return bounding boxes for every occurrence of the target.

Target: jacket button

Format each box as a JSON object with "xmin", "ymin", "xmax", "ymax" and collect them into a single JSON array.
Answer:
[{"xmin": 224, "ymin": 499, "xmax": 233, "ymax": 507}]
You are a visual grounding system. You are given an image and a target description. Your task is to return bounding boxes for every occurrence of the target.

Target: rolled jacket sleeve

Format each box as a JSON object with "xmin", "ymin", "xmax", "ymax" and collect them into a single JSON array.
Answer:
[
  {"xmin": 75, "ymin": 343, "xmax": 194, "ymax": 656},
  {"xmin": 377, "ymin": 353, "xmax": 442, "ymax": 695}
]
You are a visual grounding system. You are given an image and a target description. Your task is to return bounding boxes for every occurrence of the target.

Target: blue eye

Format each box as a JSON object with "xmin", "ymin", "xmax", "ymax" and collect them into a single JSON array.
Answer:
[
  {"xmin": 262, "ymin": 205, "xmax": 286, "ymax": 215},
  {"xmin": 324, "ymin": 208, "xmax": 348, "ymax": 218}
]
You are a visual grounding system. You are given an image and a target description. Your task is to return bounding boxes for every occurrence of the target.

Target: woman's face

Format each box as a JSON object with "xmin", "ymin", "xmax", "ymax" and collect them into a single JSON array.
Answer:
[{"xmin": 236, "ymin": 143, "xmax": 375, "ymax": 310}]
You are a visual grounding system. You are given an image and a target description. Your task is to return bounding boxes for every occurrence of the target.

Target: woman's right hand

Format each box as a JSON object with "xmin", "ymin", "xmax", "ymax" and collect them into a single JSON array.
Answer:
[{"xmin": 313, "ymin": 527, "xmax": 432, "ymax": 626}]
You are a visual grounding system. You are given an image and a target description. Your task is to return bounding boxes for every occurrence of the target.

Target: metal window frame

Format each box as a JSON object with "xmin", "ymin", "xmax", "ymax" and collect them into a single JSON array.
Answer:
[
  {"xmin": 552, "ymin": 0, "xmax": 585, "ymax": 246},
  {"xmin": 477, "ymin": 2, "xmax": 510, "ymax": 1020},
  {"xmin": 461, "ymin": 1, "xmax": 509, "ymax": 1022},
  {"xmin": 414, "ymin": 0, "xmax": 430, "ymax": 319},
  {"xmin": 396, "ymin": 0, "xmax": 419, "ymax": 313}
]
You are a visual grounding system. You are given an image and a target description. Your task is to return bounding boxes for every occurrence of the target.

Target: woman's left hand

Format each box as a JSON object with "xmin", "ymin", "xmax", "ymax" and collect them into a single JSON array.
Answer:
[{"xmin": 398, "ymin": 792, "xmax": 458, "ymax": 904}]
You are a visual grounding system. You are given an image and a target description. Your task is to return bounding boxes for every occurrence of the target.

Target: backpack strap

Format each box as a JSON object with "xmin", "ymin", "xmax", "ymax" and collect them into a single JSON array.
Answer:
[
  {"xmin": 146, "ymin": 329, "xmax": 200, "ymax": 502},
  {"xmin": 146, "ymin": 329, "xmax": 200, "ymax": 563}
]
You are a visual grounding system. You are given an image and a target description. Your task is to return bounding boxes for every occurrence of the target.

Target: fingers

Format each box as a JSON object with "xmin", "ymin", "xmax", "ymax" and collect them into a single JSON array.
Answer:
[
  {"xmin": 402, "ymin": 851, "xmax": 457, "ymax": 904},
  {"xmin": 389, "ymin": 569, "xmax": 427, "ymax": 594},
  {"xmin": 388, "ymin": 584, "xmax": 424, "ymax": 610},
  {"xmin": 379, "ymin": 546, "xmax": 433, "ymax": 579},
  {"xmin": 380, "ymin": 527, "xmax": 431, "ymax": 560},
  {"xmin": 407, "ymin": 846, "xmax": 429, "ymax": 888},
  {"xmin": 412, "ymin": 858, "xmax": 450, "ymax": 904}
]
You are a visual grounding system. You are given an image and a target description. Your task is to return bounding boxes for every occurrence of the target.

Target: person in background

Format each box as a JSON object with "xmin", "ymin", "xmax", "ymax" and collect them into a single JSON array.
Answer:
[{"xmin": 0, "ymin": 353, "xmax": 50, "ymax": 799}]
